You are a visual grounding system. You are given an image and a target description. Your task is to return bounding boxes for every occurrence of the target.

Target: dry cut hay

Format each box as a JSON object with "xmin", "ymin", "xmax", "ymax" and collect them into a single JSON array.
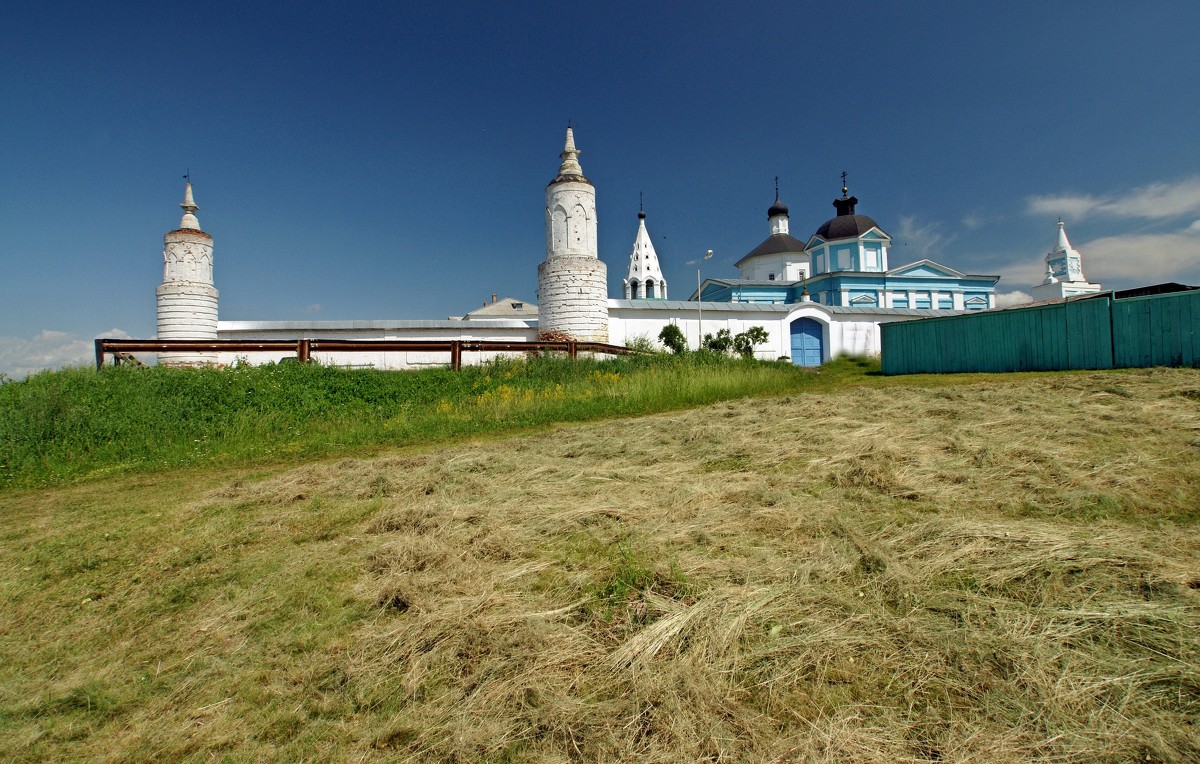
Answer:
[
  {"xmin": 14, "ymin": 368, "xmax": 1197, "ymax": 763},
  {"xmin": 318, "ymin": 368, "xmax": 1200, "ymax": 762}
]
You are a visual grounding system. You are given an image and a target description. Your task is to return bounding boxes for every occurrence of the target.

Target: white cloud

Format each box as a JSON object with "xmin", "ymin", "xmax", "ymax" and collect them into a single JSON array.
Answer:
[
  {"xmin": 1028, "ymin": 176, "xmax": 1200, "ymax": 221},
  {"xmin": 984, "ymin": 250, "xmax": 1056, "ymax": 294},
  {"xmin": 994, "ymin": 290, "xmax": 1034, "ymax": 307},
  {"xmin": 961, "ymin": 211, "xmax": 996, "ymax": 230},
  {"xmin": 894, "ymin": 215, "xmax": 955, "ymax": 258},
  {"xmin": 304, "ymin": 303, "xmax": 323, "ymax": 314},
  {"xmin": 1077, "ymin": 228, "xmax": 1200, "ymax": 284},
  {"xmin": 0, "ymin": 328, "xmax": 131, "ymax": 381}
]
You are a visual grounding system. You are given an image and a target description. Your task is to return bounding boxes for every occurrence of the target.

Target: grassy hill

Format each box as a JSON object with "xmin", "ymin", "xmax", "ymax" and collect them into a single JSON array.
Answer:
[{"xmin": 2, "ymin": 360, "xmax": 1199, "ymax": 762}]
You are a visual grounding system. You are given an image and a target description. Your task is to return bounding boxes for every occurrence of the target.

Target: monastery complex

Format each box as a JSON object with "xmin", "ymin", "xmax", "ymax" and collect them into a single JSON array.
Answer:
[{"xmin": 153, "ymin": 128, "xmax": 1102, "ymax": 368}]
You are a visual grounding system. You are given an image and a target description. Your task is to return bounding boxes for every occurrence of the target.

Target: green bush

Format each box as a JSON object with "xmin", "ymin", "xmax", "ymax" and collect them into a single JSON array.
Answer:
[
  {"xmin": 657, "ymin": 325, "xmax": 687, "ymax": 354},
  {"xmin": 702, "ymin": 328, "xmax": 733, "ymax": 353},
  {"xmin": 733, "ymin": 326, "xmax": 770, "ymax": 359}
]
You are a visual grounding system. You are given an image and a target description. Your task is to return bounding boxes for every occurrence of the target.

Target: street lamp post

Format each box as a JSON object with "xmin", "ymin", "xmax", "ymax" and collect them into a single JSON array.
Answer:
[{"xmin": 697, "ymin": 249, "xmax": 713, "ymax": 349}]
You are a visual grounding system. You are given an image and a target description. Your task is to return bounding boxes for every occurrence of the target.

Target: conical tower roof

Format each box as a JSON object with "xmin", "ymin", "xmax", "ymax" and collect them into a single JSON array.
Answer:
[
  {"xmin": 179, "ymin": 181, "xmax": 201, "ymax": 231},
  {"xmin": 549, "ymin": 126, "xmax": 588, "ymax": 185}
]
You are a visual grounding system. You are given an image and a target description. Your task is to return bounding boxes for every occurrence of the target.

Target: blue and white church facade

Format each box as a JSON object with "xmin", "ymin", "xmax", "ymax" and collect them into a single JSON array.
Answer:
[
  {"xmin": 158, "ymin": 129, "xmax": 1000, "ymax": 368},
  {"xmin": 696, "ymin": 183, "xmax": 998, "ymax": 312}
]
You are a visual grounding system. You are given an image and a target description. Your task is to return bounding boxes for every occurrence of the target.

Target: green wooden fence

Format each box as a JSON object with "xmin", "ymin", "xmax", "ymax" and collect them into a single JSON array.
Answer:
[
  {"xmin": 1111, "ymin": 290, "xmax": 1200, "ymax": 369},
  {"xmin": 881, "ymin": 289, "xmax": 1200, "ymax": 374}
]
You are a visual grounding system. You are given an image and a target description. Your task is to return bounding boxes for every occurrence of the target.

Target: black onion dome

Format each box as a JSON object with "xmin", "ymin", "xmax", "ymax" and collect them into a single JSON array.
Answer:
[
  {"xmin": 813, "ymin": 213, "xmax": 884, "ymax": 241},
  {"xmin": 768, "ymin": 196, "xmax": 789, "ymax": 218},
  {"xmin": 734, "ymin": 232, "xmax": 808, "ymax": 268}
]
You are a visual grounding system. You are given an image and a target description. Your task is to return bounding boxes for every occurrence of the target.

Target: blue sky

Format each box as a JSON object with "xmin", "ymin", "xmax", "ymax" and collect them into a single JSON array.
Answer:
[{"xmin": 3, "ymin": 1, "xmax": 1199, "ymax": 377}]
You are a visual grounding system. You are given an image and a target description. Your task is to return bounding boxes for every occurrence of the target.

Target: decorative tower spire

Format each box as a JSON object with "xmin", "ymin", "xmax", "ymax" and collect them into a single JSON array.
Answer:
[
  {"xmin": 1046, "ymin": 218, "xmax": 1085, "ymax": 283},
  {"xmin": 1056, "ymin": 218, "xmax": 1071, "ymax": 252},
  {"xmin": 768, "ymin": 176, "xmax": 790, "ymax": 235},
  {"xmin": 179, "ymin": 181, "xmax": 201, "ymax": 231},
  {"xmin": 624, "ymin": 203, "xmax": 668, "ymax": 299},
  {"xmin": 832, "ymin": 172, "xmax": 858, "ymax": 217},
  {"xmin": 1031, "ymin": 217, "xmax": 1102, "ymax": 300},
  {"xmin": 552, "ymin": 125, "xmax": 587, "ymax": 183}
]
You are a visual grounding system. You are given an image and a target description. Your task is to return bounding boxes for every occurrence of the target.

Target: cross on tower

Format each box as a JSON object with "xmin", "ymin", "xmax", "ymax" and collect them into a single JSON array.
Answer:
[{"xmin": 840, "ymin": 171, "xmax": 848, "ymax": 193}]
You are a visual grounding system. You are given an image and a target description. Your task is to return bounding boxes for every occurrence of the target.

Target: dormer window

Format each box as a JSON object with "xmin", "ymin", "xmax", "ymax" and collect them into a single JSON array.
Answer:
[{"xmin": 768, "ymin": 273, "xmax": 775, "ymax": 281}]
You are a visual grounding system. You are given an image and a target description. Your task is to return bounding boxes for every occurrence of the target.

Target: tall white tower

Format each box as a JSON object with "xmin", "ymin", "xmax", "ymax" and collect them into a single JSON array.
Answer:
[
  {"xmin": 1030, "ymin": 219, "xmax": 1103, "ymax": 301},
  {"xmin": 537, "ymin": 127, "xmax": 608, "ymax": 341},
  {"xmin": 623, "ymin": 203, "xmax": 668, "ymax": 299},
  {"xmin": 156, "ymin": 181, "xmax": 219, "ymax": 365}
]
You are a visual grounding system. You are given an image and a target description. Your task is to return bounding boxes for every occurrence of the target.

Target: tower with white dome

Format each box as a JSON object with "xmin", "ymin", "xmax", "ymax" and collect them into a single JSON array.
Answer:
[
  {"xmin": 537, "ymin": 127, "xmax": 608, "ymax": 341},
  {"xmin": 156, "ymin": 181, "xmax": 219, "ymax": 366}
]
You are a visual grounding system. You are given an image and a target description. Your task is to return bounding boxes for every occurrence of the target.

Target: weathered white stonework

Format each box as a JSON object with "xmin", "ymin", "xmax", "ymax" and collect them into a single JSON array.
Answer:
[
  {"xmin": 537, "ymin": 256, "xmax": 608, "ymax": 341},
  {"xmin": 538, "ymin": 128, "xmax": 608, "ymax": 341},
  {"xmin": 156, "ymin": 183, "xmax": 219, "ymax": 366}
]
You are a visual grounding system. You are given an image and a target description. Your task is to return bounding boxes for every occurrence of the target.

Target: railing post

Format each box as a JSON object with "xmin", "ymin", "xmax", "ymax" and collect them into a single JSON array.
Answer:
[
  {"xmin": 95, "ymin": 339, "xmax": 105, "ymax": 370},
  {"xmin": 451, "ymin": 341, "xmax": 462, "ymax": 371},
  {"xmin": 298, "ymin": 339, "xmax": 311, "ymax": 364},
  {"xmin": 568, "ymin": 341, "xmax": 577, "ymax": 360}
]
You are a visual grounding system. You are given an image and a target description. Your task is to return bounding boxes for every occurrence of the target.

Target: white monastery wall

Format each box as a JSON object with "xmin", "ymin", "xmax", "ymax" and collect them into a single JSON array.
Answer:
[{"xmin": 216, "ymin": 320, "xmax": 538, "ymax": 370}]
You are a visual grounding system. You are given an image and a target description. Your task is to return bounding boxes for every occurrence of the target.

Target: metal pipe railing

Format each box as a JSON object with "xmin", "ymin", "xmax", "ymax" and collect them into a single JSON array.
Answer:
[{"xmin": 95, "ymin": 338, "xmax": 642, "ymax": 371}]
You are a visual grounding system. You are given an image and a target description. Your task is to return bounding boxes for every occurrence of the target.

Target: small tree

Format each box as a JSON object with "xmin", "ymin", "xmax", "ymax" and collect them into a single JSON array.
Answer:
[
  {"xmin": 702, "ymin": 328, "xmax": 733, "ymax": 354},
  {"xmin": 732, "ymin": 326, "xmax": 770, "ymax": 360},
  {"xmin": 658, "ymin": 324, "xmax": 687, "ymax": 354},
  {"xmin": 625, "ymin": 333, "xmax": 655, "ymax": 353}
]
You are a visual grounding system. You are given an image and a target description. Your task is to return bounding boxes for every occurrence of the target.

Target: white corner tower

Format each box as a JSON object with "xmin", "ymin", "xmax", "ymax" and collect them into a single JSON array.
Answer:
[
  {"xmin": 1030, "ymin": 219, "xmax": 1103, "ymax": 301},
  {"xmin": 537, "ymin": 127, "xmax": 608, "ymax": 341},
  {"xmin": 156, "ymin": 181, "xmax": 219, "ymax": 365},
  {"xmin": 623, "ymin": 201, "xmax": 668, "ymax": 299}
]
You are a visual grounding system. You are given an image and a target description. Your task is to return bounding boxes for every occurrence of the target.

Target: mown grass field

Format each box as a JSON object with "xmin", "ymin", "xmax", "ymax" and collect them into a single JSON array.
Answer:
[{"xmin": 2, "ymin": 359, "xmax": 1199, "ymax": 762}]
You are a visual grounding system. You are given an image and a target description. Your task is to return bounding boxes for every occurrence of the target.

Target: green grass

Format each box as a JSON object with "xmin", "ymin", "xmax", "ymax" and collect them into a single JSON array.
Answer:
[
  {"xmin": 1, "ymin": 353, "xmax": 872, "ymax": 490},
  {"xmin": 2, "ymin": 366, "xmax": 1198, "ymax": 762}
]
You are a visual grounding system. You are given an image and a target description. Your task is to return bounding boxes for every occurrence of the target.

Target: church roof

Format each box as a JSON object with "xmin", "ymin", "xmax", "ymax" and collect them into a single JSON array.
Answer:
[
  {"xmin": 812, "ymin": 214, "xmax": 885, "ymax": 241},
  {"xmin": 734, "ymin": 233, "xmax": 808, "ymax": 267},
  {"xmin": 463, "ymin": 297, "xmax": 538, "ymax": 319},
  {"xmin": 810, "ymin": 182, "xmax": 889, "ymax": 243},
  {"xmin": 609, "ymin": 298, "xmax": 968, "ymax": 318}
]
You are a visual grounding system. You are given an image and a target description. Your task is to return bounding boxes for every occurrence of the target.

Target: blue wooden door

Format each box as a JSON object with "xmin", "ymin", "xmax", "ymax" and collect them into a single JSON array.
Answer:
[{"xmin": 790, "ymin": 318, "xmax": 823, "ymax": 366}]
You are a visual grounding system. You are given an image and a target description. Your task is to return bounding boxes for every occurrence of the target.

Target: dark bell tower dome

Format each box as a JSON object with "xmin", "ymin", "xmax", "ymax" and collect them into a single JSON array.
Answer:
[{"xmin": 814, "ymin": 176, "xmax": 883, "ymax": 241}]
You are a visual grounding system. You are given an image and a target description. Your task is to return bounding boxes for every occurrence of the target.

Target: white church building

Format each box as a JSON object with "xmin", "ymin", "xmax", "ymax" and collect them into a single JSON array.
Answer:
[{"xmin": 153, "ymin": 128, "xmax": 1004, "ymax": 368}]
